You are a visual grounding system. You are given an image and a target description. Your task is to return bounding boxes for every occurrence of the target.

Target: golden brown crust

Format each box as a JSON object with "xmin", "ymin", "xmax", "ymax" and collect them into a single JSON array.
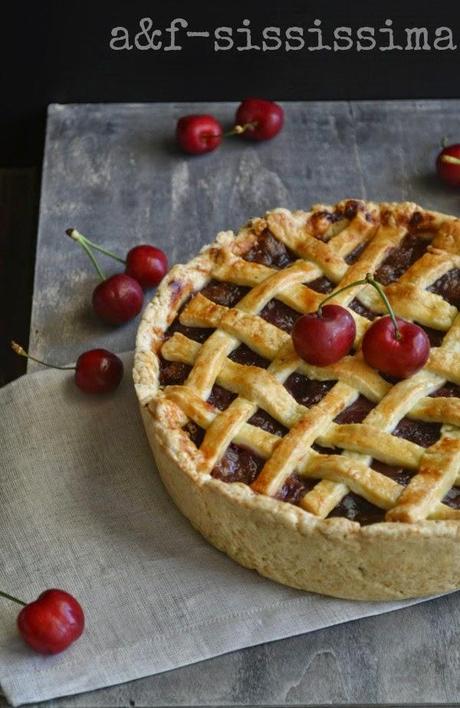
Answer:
[{"xmin": 134, "ymin": 199, "xmax": 460, "ymax": 600}]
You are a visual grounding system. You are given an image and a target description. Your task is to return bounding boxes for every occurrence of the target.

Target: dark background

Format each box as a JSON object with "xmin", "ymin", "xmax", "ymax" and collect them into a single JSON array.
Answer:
[
  {"xmin": 1, "ymin": 0, "xmax": 459, "ymax": 381},
  {"xmin": 3, "ymin": 0, "xmax": 460, "ymax": 166}
]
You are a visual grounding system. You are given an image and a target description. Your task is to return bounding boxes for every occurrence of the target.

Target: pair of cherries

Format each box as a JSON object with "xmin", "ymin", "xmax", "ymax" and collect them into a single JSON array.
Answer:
[
  {"xmin": 12, "ymin": 232, "xmax": 169, "ymax": 394},
  {"xmin": 66, "ymin": 229, "xmax": 168, "ymax": 325},
  {"xmin": 176, "ymin": 98, "xmax": 284, "ymax": 155},
  {"xmin": 13, "ymin": 232, "xmax": 169, "ymax": 394},
  {"xmin": 293, "ymin": 275, "xmax": 430, "ymax": 379},
  {"xmin": 1, "ymin": 588, "xmax": 84, "ymax": 655}
]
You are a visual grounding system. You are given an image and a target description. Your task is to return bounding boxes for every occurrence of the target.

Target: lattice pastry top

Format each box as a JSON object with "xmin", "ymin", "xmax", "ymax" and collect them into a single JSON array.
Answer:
[{"xmin": 134, "ymin": 199, "xmax": 460, "ymax": 599}]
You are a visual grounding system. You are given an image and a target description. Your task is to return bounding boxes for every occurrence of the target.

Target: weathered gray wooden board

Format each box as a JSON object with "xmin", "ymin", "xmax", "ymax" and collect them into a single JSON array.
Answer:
[
  {"xmin": 18, "ymin": 101, "xmax": 460, "ymax": 707},
  {"xmin": 28, "ymin": 101, "xmax": 460, "ymax": 368}
]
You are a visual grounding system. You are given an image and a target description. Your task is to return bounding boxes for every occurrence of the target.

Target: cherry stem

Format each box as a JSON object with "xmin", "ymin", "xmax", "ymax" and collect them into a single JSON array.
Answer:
[
  {"xmin": 0, "ymin": 590, "xmax": 27, "ymax": 607},
  {"xmin": 367, "ymin": 276, "xmax": 401, "ymax": 340},
  {"xmin": 65, "ymin": 229, "xmax": 107, "ymax": 280},
  {"xmin": 11, "ymin": 341, "xmax": 75, "ymax": 371},
  {"xmin": 66, "ymin": 229, "xmax": 126, "ymax": 265},
  {"xmin": 224, "ymin": 121, "xmax": 258, "ymax": 137},
  {"xmin": 317, "ymin": 277, "xmax": 368, "ymax": 315},
  {"xmin": 440, "ymin": 154, "xmax": 460, "ymax": 166},
  {"xmin": 317, "ymin": 274, "xmax": 401, "ymax": 340}
]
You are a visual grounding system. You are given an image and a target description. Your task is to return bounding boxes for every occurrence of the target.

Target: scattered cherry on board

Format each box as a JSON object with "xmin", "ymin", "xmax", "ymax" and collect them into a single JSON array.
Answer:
[
  {"xmin": 176, "ymin": 115, "xmax": 223, "ymax": 155},
  {"xmin": 67, "ymin": 228, "xmax": 167, "ymax": 299},
  {"xmin": 0, "ymin": 588, "xmax": 84, "ymax": 654},
  {"xmin": 66, "ymin": 228, "xmax": 143, "ymax": 324},
  {"xmin": 292, "ymin": 274, "xmax": 430, "ymax": 379},
  {"xmin": 234, "ymin": 98, "xmax": 284, "ymax": 141},
  {"xmin": 125, "ymin": 245, "xmax": 168, "ymax": 288},
  {"xmin": 436, "ymin": 143, "xmax": 460, "ymax": 187},
  {"xmin": 175, "ymin": 98, "xmax": 284, "ymax": 154},
  {"xmin": 11, "ymin": 342, "xmax": 124, "ymax": 394},
  {"xmin": 91, "ymin": 273, "xmax": 144, "ymax": 325}
]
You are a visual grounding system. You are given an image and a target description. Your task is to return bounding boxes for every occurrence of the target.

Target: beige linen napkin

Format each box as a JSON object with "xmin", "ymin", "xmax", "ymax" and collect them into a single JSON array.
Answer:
[{"xmin": 0, "ymin": 354, "xmax": 430, "ymax": 706}]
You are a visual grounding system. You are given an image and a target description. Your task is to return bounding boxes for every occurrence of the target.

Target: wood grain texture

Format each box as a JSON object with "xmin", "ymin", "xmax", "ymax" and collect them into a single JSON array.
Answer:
[{"xmin": 19, "ymin": 101, "xmax": 460, "ymax": 707}]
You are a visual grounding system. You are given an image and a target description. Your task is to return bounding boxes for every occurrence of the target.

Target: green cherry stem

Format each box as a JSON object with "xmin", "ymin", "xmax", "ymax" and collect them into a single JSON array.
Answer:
[
  {"xmin": 0, "ymin": 590, "xmax": 27, "ymax": 607},
  {"xmin": 367, "ymin": 275, "xmax": 401, "ymax": 340},
  {"xmin": 317, "ymin": 277, "xmax": 368, "ymax": 315},
  {"xmin": 11, "ymin": 341, "xmax": 75, "ymax": 370},
  {"xmin": 317, "ymin": 273, "xmax": 401, "ymax": 340},
  {"xmin": 66, "ymin": 229, "xmax": 107, "ymax": 281},
  {"xmin": 66, "ymin": 229, "xmax": 126, "ymax": 274},
  {"xmin": 66, "ymin": 229, "xmax": 125, "ymax": 265}
]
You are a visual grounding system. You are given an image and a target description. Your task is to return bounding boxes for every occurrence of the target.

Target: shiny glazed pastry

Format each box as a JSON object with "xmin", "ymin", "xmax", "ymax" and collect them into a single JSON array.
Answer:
[{"xmin": 134, "ymin": 199, "xmax": 460, "ymax": 600}]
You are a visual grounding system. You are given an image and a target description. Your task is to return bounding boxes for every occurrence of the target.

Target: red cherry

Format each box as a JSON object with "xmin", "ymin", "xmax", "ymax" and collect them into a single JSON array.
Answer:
[
  {"xmin": 292, "ymin": 305, "xmax": 356, "ymax": 366},
  {"xmin": 92, "ymin": 273, "xmax": 143, "ymax": 324},
  {"xmin": 235, "ymin": 98, "xmax": 284, "ymax": 141},
  {"xmin": 125, "ymin": 245, "xmax": 168, "ymax": 289},
  {"xmin": 17, "ymin": 589, "xmax": 84, "ymax": 654},
  {"xmin": 436, "ymin": 144, "xmax": 460, "ymax": 187},
  {"xmin": 362, "ymin": 316, "xmax": 430, "ymax": 379},
  {"xmin": 11, "ymin": 341, "xmax": 123, "ymax": 395},
  {"xmin": 75, "ymin": 349, "xmax": 123, "ymax": 393},
  {"xmin": 176, "ymin": 115, "xmax": 222, "ymax": 155}
]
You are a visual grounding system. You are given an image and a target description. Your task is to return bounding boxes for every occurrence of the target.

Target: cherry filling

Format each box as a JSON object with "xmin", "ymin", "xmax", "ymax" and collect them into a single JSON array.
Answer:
[
  {"xmin": 428, "ymin": 268, "xmax": 460, "ymax": 309},
  {"xmin": 348, "ymin": 299, "xmax": 377, "ymax": 321},
  {"xmin": 247, "ymin": 409, "xmax": 287, "ymax": 437},
  {"xmin": 201, "ymin": 280, "xmax": 249, "ymax": 308},
  {"xmin": 183, "ymin": 421, "xmax": 205, "ymax": 448},
  {"xmin": 207, "ymin": 385, "xmax": 236, "ymax": 411},
  {"xmin": 211, "ymin": 444, "xmax": 265, "ymax": 484},
  {"xmin": 328, "ymin": 493, "xmax": 385, "ymax": 525},
  {"xmin": 229, "ymin": 344, "xmax": 270, "ymax": 368},
  {"xmin": 259, "ymin": 299, "xmax": 300, "ymax": 332},
  {"xmin": 419, "ymin": 325, "xmax": 444, "ymax": 347},
  {"xmin": 309, "ymin": 208, "xmax": 345, "ymax": 237},
  {"xmin": 284, "ymin": 373, "xmax": 335, "ymax": 407},
  {"xmin": 159, "ymin": 358, "xmax": 191, "ymax": 387},
  {"xmin": 370, "ymin": 459, "xmax": 413, "ymax": 487},
  {"xmin": 334, "ymin": 394, "xmax": 375, "ymax": 423},
  {"xmin": 342, "ymin": 200, "xmax": 361, "ymax": 220},
  {"xmin": 375, "ymin": 233, "xmax": 430, "ymax": 285},
  {"xmin": 310, "ymin": 199, "xmax": 361, "ymax": 231},
  {"xmin": 430, "ymin": 381, "xmax": 460, "ymax": 398},
  {"xmin": 243, "ymin": 229, "xmax": 297, "ymax": 268},
  {"xmin": 159, "ymin": 225, "xmax": 460, "ymax": 522},
  {"xmin": 345, "ymin": 241, "xmax": 369, "ymax": 265},
  {"xmin": 321, "ymin": 395, "xmax": 383, "ymax": 523},
  {"xmin": 392, "ymin": 417, "xmax": 442, "ymax": 448},
  {"xmin": 326, "ymin": 396, "xmax": 460, "ymax": 517},
  {"xmin": 276, "ymin": 475, "xmax": 318, "ymax": 504},
  {"xmin": 443, "ymin": 487, "xmax": 460, "ymax": 509},
  {"xmin": 308, "ymin": 276, "xmax": 335, "ymax": 294},
  {"xmin": 166, "ymin": 319, "xmax": 213, "ymax": 344}
]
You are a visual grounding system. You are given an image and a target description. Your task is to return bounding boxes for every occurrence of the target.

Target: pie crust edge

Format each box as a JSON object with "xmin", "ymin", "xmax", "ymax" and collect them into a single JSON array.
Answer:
[{"xmin": 133, "ymin": 201, "xmax": 460, "ymax": 601}]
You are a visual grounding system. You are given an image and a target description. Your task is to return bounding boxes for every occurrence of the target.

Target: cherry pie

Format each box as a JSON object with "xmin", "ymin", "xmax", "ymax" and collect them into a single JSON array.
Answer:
[{"xmin": 134, "ymin": 199, "xmax": 460, "ymax": 600}]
